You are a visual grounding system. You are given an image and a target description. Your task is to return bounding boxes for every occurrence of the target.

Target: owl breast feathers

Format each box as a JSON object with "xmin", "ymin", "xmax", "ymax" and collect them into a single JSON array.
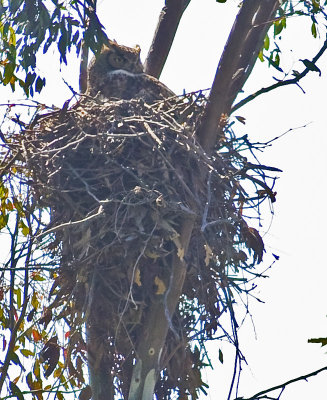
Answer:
[{"xmin": 87, "ymin": 41, "xmax": 175, "ymax": 103}]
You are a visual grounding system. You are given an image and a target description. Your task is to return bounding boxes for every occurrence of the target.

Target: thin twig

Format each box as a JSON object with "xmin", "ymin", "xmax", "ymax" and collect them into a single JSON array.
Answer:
[
  {"xmin": 235, "ymin": 365, "xmax": 327, "ymax": 400},
  {"xmin": 232, "ymin": 35, "xmax": 327, "ymax": 113},
  {"xmin": 36, "ymin": 205, "xmax": 104, "ymax": 238}
]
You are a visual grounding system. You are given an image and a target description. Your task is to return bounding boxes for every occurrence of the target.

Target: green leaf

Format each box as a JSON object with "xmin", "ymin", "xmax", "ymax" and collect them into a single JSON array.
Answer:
[
  {"xmin": 13, "ymin": 199, "xmax": 24, "ymax": 217},
  {"xmin": 57, "ymin": 392, "xmax": 64, "ymax": 400},
  {"xmin": 218, "ymin": 349, "xmax": 224, "ymax": 364},
  {"xmin": 35, "ymin": 76, "xmax": 45, "ymax": 93},
  {"xmin": 18, "ymin": 220, "xmax": 29, "ymax": 236},
  {"xmin": 23, "ymin": 72, "xmax": 37, "ymax": 97},
  {"xmin": 308, "ymin": 337, "xmax": 327, "ymax": 346},
  {"xmin": 9, "ymin": 381, "xmax": 24, "ymax": 400},
  {"xmin": 31, "ymin": 291, "xmax": 39, "ymax": 309},
  {"xmin": 263, "ymin": 34, "xmax": 270, "ymax": 50},
  {"xmin": 31, "ymin": 272, "xmax": 46, "ymax": 281},
  {"xmin": 0, "ymin": 213, "xmax": 9, "ymax": 230},
  {"xmin": 311, "ymin": 22, "xmax": 317, "ymax": 38},
  {"xmin": 258, "ymin": 49, "xmax": 264, "ymax": 62},
  {"xmin": 275, "ymin": 53, "xmax": 280, "ymax": 66},
  {"xmin": 264, "ymin": 55, "xmax": 283, "ymax": 73},
  {"xmin": 58, "ymin": 20, "xmax": 68, "ymax": 64},
  {"xmin": 72, "ymin": 30, "xmax": 79, "ymax": 45},
  {"xmin": 20, "ymin": 349, "xmax": 35, "ymax": 357},
  {"xmin": 3, "ymin": 62, "xmax": 15, "ymax": 85},
  {"xmin": 9, "ymin": 0, "xmax": 24, "ymax": 14},
  {"xmin": 281, "ymin": 16, "xmax": 286, "ymax": 28},
  {"xmin": 311, "ymin": 0, "xmax": 320, "ymax": 12},
  {"xmin": 0, "ymin": 183, "xmax": 8, "ymax": 198},
  {"xmin": 34, "ymin": 358, "xmax": 41, "ymax": 378},
  {"xmin": 274, "ymin": 19, "xmax": 284, "ymax": 36},
  {"xmin": 39, "ymin": 3, "xmax": 51, "ymax": 28},
  {"xmin": 9, "ymin": 350, "xmax": 25, "ymax": 371},
  {"xmin": 14, "ymin": 288, "xmax": 22, "ymax": 308},
  {"xmin": 8, "ymin": 26, "xmax": 16, "ymax": 46}
]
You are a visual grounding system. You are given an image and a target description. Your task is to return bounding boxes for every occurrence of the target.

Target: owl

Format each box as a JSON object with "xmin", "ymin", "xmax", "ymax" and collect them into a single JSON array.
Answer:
[{"xmin": 87, "ymin": 41, "xmax": 175, "ymax": 102}]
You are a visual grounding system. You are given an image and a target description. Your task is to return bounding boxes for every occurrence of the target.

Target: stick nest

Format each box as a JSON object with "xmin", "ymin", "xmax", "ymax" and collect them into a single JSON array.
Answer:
[{"xmin": 19, "ymin": 92, "xmax": 266, "ymax": 398}]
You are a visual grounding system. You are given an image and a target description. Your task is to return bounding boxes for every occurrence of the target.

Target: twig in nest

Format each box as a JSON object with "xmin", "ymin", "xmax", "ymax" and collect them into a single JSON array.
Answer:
[
  {"xmin": 36, "ymin": 205, "xmax": 104, "ymax": 238},
  {"xmin": 143, "ymin": 121, "xmax": 163, "ymax": 147}
]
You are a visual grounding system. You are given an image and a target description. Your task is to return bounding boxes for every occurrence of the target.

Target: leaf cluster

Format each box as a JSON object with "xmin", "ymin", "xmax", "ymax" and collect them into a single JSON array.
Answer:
[
  {"xmin": 0, "ymin": 0, "xmax": 107, "ymax": 96},
  {"xmin": 258, "ymin": 0, "xmax": 327, "ymax": 74}
]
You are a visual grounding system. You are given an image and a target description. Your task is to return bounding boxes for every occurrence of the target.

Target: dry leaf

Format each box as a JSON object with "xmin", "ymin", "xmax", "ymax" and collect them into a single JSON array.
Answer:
[
  {"xmin": 177, "ymin": 246, "xmax": 185, "ymax": 260},
  {"xmin": 134, "ymin": 268, "xmax": 142, "ymax": 287},
  {"xmin": 204, "ymin": 244, "xmax": 213, "ymax": 266},
  {"xmin": 154, "ymin": 276, "xmax": 166, "ymax": 295}
]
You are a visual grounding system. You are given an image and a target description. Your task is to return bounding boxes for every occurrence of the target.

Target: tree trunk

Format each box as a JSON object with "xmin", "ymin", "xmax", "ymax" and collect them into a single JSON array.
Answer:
[{"xmin": 128, "ymin": 216, "xmax": 195, "ymax": 400}]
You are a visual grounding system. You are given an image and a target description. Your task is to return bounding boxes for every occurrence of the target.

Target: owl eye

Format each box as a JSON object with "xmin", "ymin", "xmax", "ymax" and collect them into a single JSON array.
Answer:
[{"xmin": 108, "ymin": 53, "xmax": 125, "ymax": 68}]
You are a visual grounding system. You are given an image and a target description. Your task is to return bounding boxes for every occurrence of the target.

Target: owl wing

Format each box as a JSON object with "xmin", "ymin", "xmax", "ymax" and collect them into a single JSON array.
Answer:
[
  {"xmin": 136, "ymin": 74, "xmax": 175, "ymax": 102},
  {"xmin": 88, "ymin": 70, "xmax": 175, "ymax": 103}
]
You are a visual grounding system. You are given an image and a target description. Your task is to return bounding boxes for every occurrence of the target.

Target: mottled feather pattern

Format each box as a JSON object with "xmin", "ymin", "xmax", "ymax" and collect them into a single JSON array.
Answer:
[{"xmin": 87, "ymin": 41, "xmax": 174, "ymax": 102}]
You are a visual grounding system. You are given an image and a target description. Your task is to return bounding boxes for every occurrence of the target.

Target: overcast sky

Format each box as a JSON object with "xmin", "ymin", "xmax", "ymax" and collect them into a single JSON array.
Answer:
[{"xmin": 2, "ymin": 1, "xmax": 327, "ymax": 399}]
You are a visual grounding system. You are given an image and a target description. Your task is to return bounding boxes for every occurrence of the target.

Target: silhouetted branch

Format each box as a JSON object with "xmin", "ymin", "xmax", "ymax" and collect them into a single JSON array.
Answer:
[
  {"xmin": 232, "ymin": 35, "xmax": 327, "ymax": 113},
  {"xmin": 0, "ymin": 237, "xmax": 30, "ymax": 395},
  {"xmin": 79, "ymin": 41, "xmax": 89, "ymax": 93},
  {"xmin": 144, "ymin": 0, "xmax": 191, "ymax": 78},
  {"xmin": 235, "ymin": 365, "xmax": 327, "ymax": 400}
]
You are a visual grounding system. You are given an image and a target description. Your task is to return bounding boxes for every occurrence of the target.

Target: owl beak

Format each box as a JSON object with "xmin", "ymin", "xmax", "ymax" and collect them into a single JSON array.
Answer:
[{"xmin": 136, "ymin": 64, "xmax": 144, "ymax": 73}]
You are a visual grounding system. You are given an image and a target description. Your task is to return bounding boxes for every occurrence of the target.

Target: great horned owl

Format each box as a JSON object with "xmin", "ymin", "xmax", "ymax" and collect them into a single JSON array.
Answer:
[{"xmin": 87, "ymin": 41, "xmax": 174, "ymax": 102}]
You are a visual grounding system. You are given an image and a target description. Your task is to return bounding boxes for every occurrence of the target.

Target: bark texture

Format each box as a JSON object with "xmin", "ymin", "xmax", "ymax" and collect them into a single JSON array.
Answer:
[
  {"xmin": 197, "ymin": 0, "xmax": 281, "ymax": 153},
  {"xmin": 144, "ymin": 0, "xmax": 191, "ymax": 78},
  {"xmin": 128, "ymin": 216, "xmax": 195, "ymax": 400}
]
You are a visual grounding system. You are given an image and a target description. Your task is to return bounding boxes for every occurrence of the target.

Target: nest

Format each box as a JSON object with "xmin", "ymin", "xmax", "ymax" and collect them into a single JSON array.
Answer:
[{"xmin": 19, "ymin": 91, "xmax": 266, "ymax": 398}]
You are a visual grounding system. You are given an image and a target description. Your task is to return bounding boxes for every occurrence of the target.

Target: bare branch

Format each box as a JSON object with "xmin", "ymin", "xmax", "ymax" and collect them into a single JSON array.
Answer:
[
  {"xmin": 0, "ymin": 294, "xmax": 29, "ymax": 393},
  {"xmin": 232, "ymin": 35, "xmax": 327, "ymax": 113},
  {"xmin": 144, "ymin": 0, "xmax": 191, "ymax": 78},
  {"xmin": 36, "ymin": 205, "xmax": 104, "ymax": 239},
  {"xmin": 236, "ymin": 365, "xmax": 327, "ymax": 400},
  {"xmin": 79, "ymin": 41, "xmax": 89, "ymax": 94}
]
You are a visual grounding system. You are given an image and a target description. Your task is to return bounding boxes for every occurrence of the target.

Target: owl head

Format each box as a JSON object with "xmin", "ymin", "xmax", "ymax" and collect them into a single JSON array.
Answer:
[
  {"xmin": 88, "ymin": 41, "xmax": 144, "ymax": 78},
  {"xmin": 86, "ymin": 40, "xmax": 174, "ymax": 101}
]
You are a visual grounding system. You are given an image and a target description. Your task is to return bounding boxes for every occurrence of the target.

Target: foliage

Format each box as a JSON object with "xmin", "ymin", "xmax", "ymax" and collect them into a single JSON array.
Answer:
[
  {"xmin": 0, "ymin": 0, "xmax": 325, "ymax": 97},
  {"xmin": 0, "ymin": 0, "xmax": 107, "ymax": 96},
  {"xmin": 258, "ymin": 0, "xmax": 327, "ymax": 72}
]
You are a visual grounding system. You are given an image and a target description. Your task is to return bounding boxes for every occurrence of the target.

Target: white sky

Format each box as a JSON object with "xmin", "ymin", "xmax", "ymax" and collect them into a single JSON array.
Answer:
[{"xmin": 2, "ymin": 1, "xmax": 327, "ymax": 399}]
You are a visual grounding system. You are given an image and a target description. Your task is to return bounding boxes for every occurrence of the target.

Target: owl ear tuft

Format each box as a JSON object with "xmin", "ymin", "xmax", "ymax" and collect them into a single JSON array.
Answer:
[{"xmin": 107, "ymin": 39, "xmax": 118, "ymax": 48}]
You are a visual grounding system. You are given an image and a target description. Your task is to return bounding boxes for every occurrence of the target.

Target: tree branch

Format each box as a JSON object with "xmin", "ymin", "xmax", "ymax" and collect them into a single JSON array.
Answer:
[
  {"xmin": 0, "ymin": 213, "xmax": 33, "ymax": 394},
  {"xmin": 196, "ymin": 0, "xmax": 280, "ymax": 153},
  {"xmin": 232, "ymin": 35, "xmax": 327, "ymax": 113},
  {"xmin": 235, "ymin": 365, "xmax": 327, "ymax": 400},
  {"xmin": 79, "ymin": 41, "xmax": 89, "ymax": 94},
  {"xmin": 144, "ymin": 0, "xmax": 191, "ymax": 78},
  {"xmin": 0, "ymin": 297, "xmax": 29, "ymax": 393},
  {"xmin": 128, "ymin": 214, "xmax": 195, "ymax": 400}
]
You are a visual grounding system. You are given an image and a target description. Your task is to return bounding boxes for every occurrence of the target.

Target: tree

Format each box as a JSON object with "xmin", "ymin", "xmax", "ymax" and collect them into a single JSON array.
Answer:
[{"xmin": 1, "ymin": 1, "xmax": 327, "ymax": 400}]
